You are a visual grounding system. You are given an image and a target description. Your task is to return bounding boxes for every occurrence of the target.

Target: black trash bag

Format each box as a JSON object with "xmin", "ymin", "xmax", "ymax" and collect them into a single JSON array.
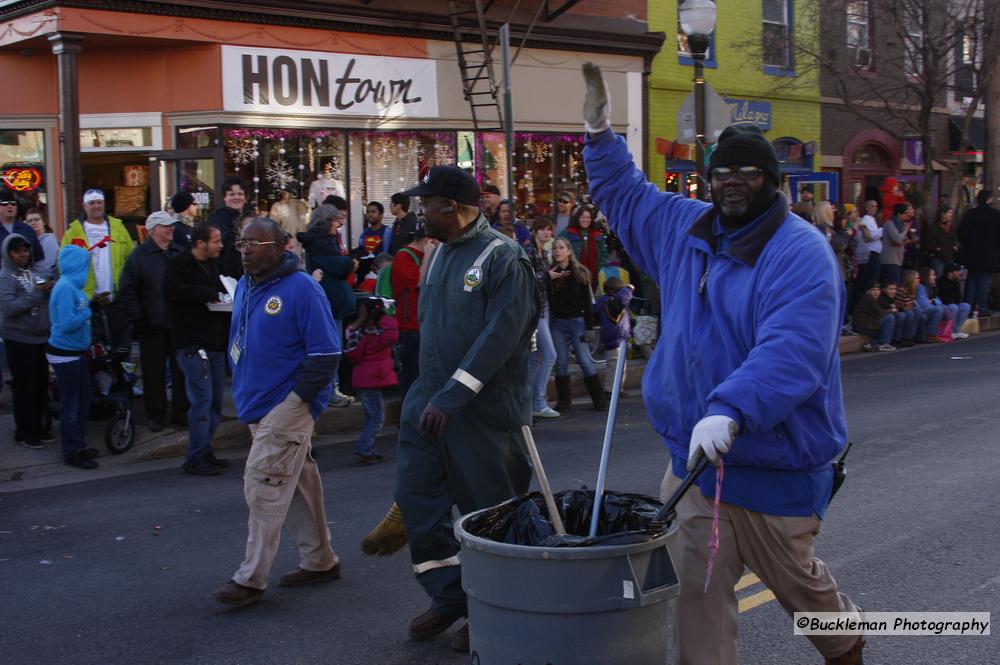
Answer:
[{"xmin": 464, "ymin": 489, "xmax": 666, "ymax": 548}]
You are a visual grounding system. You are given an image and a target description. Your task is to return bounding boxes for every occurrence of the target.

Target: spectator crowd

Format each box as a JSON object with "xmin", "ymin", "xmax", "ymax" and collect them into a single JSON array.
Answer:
[
  {"xmin": 3, "ymin": 173, "xmax": 998, "ymax": 469},
  {"xmin": 793, "ymin": 185, "xmax": 999, "ymax": 352}
]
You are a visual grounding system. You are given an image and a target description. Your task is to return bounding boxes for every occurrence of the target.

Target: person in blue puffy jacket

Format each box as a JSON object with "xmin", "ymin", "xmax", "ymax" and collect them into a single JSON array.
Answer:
[{"xmin": 581, "ymin": 64, "xmax": 864, "ymax": 665}]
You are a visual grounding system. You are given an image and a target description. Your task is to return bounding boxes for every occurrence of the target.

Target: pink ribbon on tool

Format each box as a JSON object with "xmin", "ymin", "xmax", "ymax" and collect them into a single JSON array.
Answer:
[{"xmin": 704, "ymin": 459, "xmax": 724, "ymax": 593}]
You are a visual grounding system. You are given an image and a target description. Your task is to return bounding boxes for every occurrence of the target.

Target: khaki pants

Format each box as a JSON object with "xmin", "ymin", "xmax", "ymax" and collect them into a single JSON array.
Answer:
[
  {"xmin": 660, "ymin": 462, "xmax": 859, "ymax": 664},
  {"xmin": 602, "ymin": 344, "xmax": 627, "ymax": 394},
  {"xmin": 233, "ymin": 393, "xmax": 338, "ymax": 590}
]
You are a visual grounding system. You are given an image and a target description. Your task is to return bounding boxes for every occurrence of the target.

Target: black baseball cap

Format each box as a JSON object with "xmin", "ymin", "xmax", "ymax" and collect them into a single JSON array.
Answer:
[
  {"xmin": 481, "ymin": 184, "xmax": 501, "ymax": 196},
  {"xmin": 400, "ymin": 165, "xmax": 480, "ymax": 206}
]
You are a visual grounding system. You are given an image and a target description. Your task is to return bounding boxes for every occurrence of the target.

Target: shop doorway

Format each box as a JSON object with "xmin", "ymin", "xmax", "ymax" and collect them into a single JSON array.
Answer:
[
  {"xmin": 80, "ymin": 152, "xmax": 160, "ymax": 236},
  {"xmin": 841, "ymin": 129, "xmax": 900, "ymax": 206},
  {"xmin": 148, "ymin": 148, "xmax": 225, "ymax": 223}
]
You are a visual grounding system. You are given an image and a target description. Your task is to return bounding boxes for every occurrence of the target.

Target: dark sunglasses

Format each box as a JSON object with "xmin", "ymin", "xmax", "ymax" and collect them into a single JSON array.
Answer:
[
  {"xmin": 709, "ymin": 166, "xmax": 764, "ymax": 180},
  {"xmin": 0, "ymin": 200, "xmax": 17, "ymax": 206},
  {"xmin": 558, "ymin": 198, "xmax": 571, "ymax": 204}
]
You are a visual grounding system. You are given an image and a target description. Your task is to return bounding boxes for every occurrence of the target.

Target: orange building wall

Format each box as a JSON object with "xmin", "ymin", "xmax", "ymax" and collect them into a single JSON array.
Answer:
[
  {"xmin": 77, "ymin": 44, "xmax": 221, "ymax": 114},
  {"xmin": 0, "ymin": 52, "xmax": 58, "ymax": 114}
]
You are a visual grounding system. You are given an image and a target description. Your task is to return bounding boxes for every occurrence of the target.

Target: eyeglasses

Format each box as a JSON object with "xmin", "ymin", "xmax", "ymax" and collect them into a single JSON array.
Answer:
[
  {"xmin": 0, "ymin": 200, "xmax": 16, "ymax": 206},
  {"xmin": 709, "ymin": 166, "xmax": 764, "ymax": 181},
  {"xmin": 235, "ymin": 240, "xmax": 277, "ymax": 250},
  {"xmin": 558, "ymin": 199, "xmax": 571, "ymax": 204}
]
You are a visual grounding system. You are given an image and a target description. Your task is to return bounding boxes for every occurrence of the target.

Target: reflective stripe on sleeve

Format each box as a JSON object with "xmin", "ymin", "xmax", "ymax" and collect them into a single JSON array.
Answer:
[
  {"xmin": 412, "ymin": 555, "xmax": 461, "ymax": 575},
  {"xmin": 451, "ymin": 368, "xmax": 484, "ymax": 394}
]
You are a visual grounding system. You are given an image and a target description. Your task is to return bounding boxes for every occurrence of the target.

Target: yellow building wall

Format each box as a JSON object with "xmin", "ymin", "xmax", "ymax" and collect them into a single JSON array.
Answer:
[{"xmin": 647, "ymin": 0, "xmax": 821, "ymax": 186}]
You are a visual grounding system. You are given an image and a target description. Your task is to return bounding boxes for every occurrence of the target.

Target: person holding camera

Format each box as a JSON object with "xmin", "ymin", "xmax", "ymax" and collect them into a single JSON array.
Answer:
[{"xmin": 0, "ymin": 233, "xmax": 54, "ymax": 449}]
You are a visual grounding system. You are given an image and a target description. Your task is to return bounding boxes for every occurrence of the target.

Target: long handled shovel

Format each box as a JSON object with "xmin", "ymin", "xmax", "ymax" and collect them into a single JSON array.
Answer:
[
  {"xmin": 521, "ymin": 425, "xmax": 566, "ymax": 535},
  {"xmin": 588, "ymin": 339, "xmax": 628, "ymax": 538}
]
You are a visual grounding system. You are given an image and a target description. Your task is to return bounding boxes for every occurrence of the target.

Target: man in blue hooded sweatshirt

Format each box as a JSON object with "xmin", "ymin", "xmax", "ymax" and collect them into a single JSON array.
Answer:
[
  {"xmin": 214, "ymin": 218, "xmax": 342, "ymax": 607},
  {"xmin": 580, "ymin": 65, "xmax": 864, "ymax": 665}
]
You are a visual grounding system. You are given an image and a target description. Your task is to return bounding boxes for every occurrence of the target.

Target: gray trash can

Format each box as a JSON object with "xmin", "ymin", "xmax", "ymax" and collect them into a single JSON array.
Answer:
[{"xmin": 455, "ymin": 509, "xmax": 679, "ymax": 665}]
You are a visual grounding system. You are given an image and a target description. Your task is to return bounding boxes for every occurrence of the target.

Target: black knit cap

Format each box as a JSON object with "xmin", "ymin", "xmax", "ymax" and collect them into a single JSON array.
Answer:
[
  {"xmin": 170, "ymin": 191, "xmax": 195, "ymax": 213},
  {"xmin": 708, "ymin": 125, "xmax": 780, "ymax": 185}
]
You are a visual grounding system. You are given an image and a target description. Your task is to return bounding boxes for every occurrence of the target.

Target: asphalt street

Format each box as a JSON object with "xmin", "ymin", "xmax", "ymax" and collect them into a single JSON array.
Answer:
[{"xmin": 2, "ymin": 336, "xmax": 999, "ymax": 665}]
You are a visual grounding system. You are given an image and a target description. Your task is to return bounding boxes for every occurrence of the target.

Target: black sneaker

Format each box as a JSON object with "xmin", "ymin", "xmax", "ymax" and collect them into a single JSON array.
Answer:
[
  {"xmin": 80, "ymin": 447, "xmax": 100, "ymax": 460},
  {"xmin": 65, "ymin": 454, "xmax": 98, "ymax": 470},
  {"xmin": 39, "ymin": 433, "xmax": 56, "ymax": 444},
  {"xmin": 184, "ymin": 459, "xmax": 222, "ymax": 476},
  {"xmin": 20, "ymin": 440, "xmax": 46, "ymax": 450},
  {"xmin": 353, "ymin": 452, "xmax": 384, "ymax": 465},
  {"xmin": 206, "ymin": 452, "xmax": 230, "ymax": 469}
]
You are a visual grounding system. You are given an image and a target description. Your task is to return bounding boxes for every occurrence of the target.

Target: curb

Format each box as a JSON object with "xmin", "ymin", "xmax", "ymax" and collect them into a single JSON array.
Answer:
[
  {"xmin": 133, "ymin": 359, "xmax": 649, "ymax": 461},
  {"xmin": 127, "ymin": 317, "xmax": 1000, "ymax": 462}
]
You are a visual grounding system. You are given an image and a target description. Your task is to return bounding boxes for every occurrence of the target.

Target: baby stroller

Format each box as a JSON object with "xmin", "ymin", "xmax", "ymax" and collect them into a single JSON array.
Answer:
[{"xmin": 47, "ymin": 309, "xmax": 137, "ymax": 454}]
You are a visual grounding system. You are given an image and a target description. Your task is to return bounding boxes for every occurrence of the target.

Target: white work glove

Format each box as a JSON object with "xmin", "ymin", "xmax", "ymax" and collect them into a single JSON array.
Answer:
[
  {"xmin": 582, "ymin": 62, "xmax": 612, "ymax": 134},
  {"xmin": 687, "ymin": 415, "xmax": 739, "ymax": 471}
]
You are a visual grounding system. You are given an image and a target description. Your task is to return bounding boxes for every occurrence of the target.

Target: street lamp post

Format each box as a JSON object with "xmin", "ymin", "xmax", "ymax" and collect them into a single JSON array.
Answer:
[{"xmin": 680, "ymin": 0, "xmax": 717, "ymax": 200}]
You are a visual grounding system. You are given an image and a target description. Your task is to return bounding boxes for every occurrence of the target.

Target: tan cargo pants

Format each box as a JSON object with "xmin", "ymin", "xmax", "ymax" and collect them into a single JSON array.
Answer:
[
  {"xmin": 233, "ymin": 393, "xmax": 338, "ymax": 590},
  {"xmin": 661, "ymin": 462, "xmax": 860, "ymax": 664}
]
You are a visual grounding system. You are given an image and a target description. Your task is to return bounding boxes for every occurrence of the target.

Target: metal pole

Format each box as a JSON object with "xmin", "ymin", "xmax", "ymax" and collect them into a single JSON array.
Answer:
[
  {"xmin": 694, "ymin": 55, "xmax": 706, "ymax": 200},
  {"xmin": 500, "ymin": 23, "xmax": 515, "ymax": 203},
  {"xmin": 588, "ymin": 339, "xmax": 629, "ymax": 538}
]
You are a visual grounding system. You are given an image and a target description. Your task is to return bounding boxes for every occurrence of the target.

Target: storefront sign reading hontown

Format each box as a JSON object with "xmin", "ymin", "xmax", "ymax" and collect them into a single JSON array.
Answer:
[{"xmin": 222, "ymin": 46, "xmax": 438, "ymax": 117}]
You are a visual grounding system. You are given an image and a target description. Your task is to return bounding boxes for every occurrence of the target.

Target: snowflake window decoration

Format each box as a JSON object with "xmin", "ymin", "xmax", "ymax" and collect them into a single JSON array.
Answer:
[
  {"xmin": 229, "ymin": 140, "xmax": 258, "ymax": 166},
  {"xmin": 323, "ymin": 156, "xmax": 345, "ymax": 182},
  {"xmin": 529, "ymin": 142, "xmax": 551, "ymax": 163},
  {"xmin": 266, "ymin": 159, "xmax": 295, "ymax": 190},
  {"xmin": 433, "ymin": 143, "xmax": 454, "ymax": 165},
  {"xmin": 406, "ymin": 139, "xmax": 428, "ymax": 162}
]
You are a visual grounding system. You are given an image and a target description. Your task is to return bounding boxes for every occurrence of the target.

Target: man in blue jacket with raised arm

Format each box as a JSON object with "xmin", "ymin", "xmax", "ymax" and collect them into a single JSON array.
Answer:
[
  {"xmin": 581, "ymin": 64, "xmax": 864, "ymax": 665},
  {"xmin": 214, "ymin": 217, "xmax": 342, "ymax": 608}
]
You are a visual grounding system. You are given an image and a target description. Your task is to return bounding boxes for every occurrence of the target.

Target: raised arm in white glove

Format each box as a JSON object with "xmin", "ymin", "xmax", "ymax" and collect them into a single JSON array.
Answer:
[
  {"xmin": 582, "ymin": 62, "xmax": 611, "ymax": 134},
  {"xmin": 687, "ymin": 415, "xmax": 739, "ymax": 471}
]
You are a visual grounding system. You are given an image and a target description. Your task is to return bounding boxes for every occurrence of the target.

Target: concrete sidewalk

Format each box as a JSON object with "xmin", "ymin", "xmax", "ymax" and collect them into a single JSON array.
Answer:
[
  {"xmin": 0, "ymin": 355, "xmax": 647, "ymax": 492},
  {"xmin": 4, "ymin": 319, "xmax": 996, "ymax": 492}
]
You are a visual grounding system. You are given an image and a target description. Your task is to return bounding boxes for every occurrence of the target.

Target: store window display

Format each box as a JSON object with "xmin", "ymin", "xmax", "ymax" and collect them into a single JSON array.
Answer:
[{"xmin": 476, "ymin": 132, "xmax": 586, "ymax": 223}]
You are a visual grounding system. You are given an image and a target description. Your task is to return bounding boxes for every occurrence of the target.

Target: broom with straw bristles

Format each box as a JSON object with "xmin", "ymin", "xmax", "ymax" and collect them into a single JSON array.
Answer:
[{"xmin": 361, "ymin": 502, "xmax": 408, "ymax": 556}]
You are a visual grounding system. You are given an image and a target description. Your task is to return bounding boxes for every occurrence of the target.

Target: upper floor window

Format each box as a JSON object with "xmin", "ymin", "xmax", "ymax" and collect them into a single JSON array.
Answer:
[
  {"xmin": 961, "ymin": 27, "xmax": 983, "ymax": 68},
  {"xmin": 846, "ymin": 0, "xmax": 872, "ymax": 68},
  {"xmin": 762, "ymin": 0, "xmax": 792, "ymax": 72},
  {"xmin": 903, "ymin": 9, "xmax": 924, "ymax": 77}
]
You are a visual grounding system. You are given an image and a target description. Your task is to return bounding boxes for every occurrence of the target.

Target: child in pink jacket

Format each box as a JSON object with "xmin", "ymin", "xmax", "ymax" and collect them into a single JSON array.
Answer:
[{"xmin": 344, "ymin": 296, "xmax": 399, "ymax": 464}]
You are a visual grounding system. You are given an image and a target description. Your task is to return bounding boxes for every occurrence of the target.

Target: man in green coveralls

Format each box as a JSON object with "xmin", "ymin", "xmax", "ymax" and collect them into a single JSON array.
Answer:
[{"xmin": 394, "ymin": 166, "xmax": 539, "ymax": 652}]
